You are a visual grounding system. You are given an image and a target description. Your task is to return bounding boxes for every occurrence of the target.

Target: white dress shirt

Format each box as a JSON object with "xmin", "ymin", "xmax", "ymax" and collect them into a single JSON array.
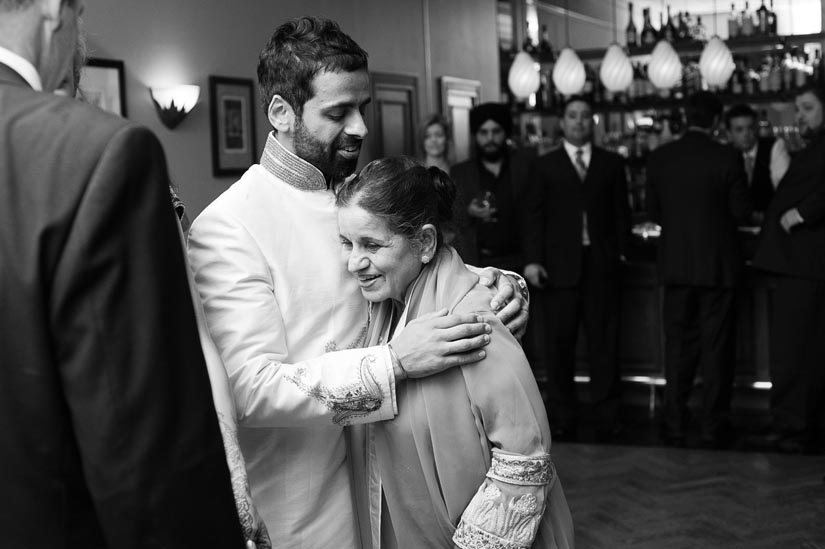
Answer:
[
  {"xmin": 744, "ymin": 139, "xmax": 791, "ymax": 189},
  {"xmin": 0, "ymin": 45, "xmax": 42, "ymax": 91}
]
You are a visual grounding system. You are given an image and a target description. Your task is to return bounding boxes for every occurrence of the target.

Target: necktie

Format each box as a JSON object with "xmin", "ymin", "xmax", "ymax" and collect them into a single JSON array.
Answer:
[
  {"xmin": 574, "ymin": 148, "xmax": 590, "ymax": 246},
  {"xmin": 744, "ymin": 153, "xmax": 755, "ymax": 185},
  {"xmin": 575, "ymin": 148, "xmax": 588, "ymax": 181}
]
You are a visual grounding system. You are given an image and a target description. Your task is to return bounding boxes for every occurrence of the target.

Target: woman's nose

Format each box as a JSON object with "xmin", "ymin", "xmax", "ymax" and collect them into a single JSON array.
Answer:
[{"xmin": 348, "ymin": 253, "xmax": 368, "ymax": 273}]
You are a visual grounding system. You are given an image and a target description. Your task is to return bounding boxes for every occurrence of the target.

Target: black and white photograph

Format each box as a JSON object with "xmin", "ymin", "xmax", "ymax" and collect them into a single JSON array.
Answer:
[{"xmin": 2, "ymin": 1, "xmax": 824, "ymax": 548}]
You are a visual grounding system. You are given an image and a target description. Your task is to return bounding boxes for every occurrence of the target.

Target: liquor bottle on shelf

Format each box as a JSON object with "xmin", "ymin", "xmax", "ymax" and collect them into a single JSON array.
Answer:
[
  {"xmin": 812, "ymin": 49, "xmax": 823, "ymax": 85},
  {"xmin": 663, "ymin": 6, "xmax": 676, "ymax": 42},
  {"xmin": 781, "ymin": 52, "xmax": 794, "ymax": 91},
  {"xmin": 768, "ymin": 0, "xmax": 777, "ymax": 35},
  {"xmin": 626, "ymin": 2, "xmax": 638, "ymax": 47},
  {"xmin": 692, "ymin": 15, "xmax": 707, "ymax": 42},
  {"xmin": 744, "ymin": 61, "xmax": 757, "ymax": 95},
  {"xmin": 769, "ymin": 54, "xmax": 782, "ymax": 91},
  {"xmin": 677, "ymin": 11, "xmax": 690, "ymax": 42},
  {"xmin": 730, "ymin": 58, "xmax": 745, "ymax": 94},
  {"xmin": 756, "ymin": 0, "xmax": 769, "ymax": 34},
  {"xmin": 641, "ymin": 8, "xmax": 657, "ymax": 46},
  {"xmin": 758, "ymin": 109, "xmax": 773, "ymax": 138},
  {"xmin": 522, "ymin": 21, "xmax": 536, "ymax": 54},
  {"xmin": 728, "ymin": 3, "xmax": 740, "ymax": 39},
  {"xmin": 758, "ymin": 56, "xmax": 772, "ymax": 92},
  {"xmin": 539, "ymin": 24, "xmax": 553, "ymax": 57},
  {"xmin": 741, "ymin": 2, "xmax": 754, "ymax": 37}
]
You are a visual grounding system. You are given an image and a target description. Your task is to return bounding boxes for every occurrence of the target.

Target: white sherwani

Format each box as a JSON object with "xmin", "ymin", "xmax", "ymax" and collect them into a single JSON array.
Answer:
[{"xmin": 188, "ymin": 133, "xmax": 397, "ymax": 548}]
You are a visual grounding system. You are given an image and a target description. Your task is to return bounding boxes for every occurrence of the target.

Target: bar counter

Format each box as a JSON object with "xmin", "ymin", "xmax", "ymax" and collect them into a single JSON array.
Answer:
[{"xmin": 575, "ymin": 229, "xmax": 773, "ymax": 391}]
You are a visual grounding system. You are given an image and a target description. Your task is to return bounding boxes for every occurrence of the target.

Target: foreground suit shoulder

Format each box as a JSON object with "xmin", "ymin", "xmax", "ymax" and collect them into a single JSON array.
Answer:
[{"xmin": 1, "ymin": 87, "xmax": 244, "ymax": 548}]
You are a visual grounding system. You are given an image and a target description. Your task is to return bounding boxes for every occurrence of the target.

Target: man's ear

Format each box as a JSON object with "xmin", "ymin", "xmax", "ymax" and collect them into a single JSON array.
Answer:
[{"xmin": 267, "ymin": 95, "xmax": 296, "ymax": 135}]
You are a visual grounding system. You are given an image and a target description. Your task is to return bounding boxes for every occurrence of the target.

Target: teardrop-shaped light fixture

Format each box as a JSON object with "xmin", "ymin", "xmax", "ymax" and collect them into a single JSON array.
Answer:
[
  {"xmin": 507, "ymin": 51, "xmax": 541, "ymax": 99},
  {"xmin": 600, "ymin": 43, "xmax": 633, "ymax": 92},
  {"xmin": 648, "ymin": 40, "xmax": 683, "ymax": 89},
  {"xmin": 699, "ymin": 36, "xmax": 735, "ymax": 88},
  {"xmin": 552, "ymin": 47, "xmax": 586, "ymax": 96}
]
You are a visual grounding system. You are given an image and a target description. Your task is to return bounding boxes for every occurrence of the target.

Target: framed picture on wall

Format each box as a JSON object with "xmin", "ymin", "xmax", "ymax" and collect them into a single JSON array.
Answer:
[
  {"xmin": 79, "ymin": 58, "xmax": 127, "ymax": 117},
  {"xmin": 439, "ymin": 76, "xmax": 481, "ymax": 163},
  {"xmin": 209, "ymin": 75, "xmax": 257, "ymax": 177}
]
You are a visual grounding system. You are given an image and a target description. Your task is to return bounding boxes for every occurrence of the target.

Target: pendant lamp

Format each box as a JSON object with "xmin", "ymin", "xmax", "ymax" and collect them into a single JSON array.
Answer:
[
  {"xmin": 508, "ymin": 51, "xmax": 541, "ymax": 99},
  {"xmin": 699, "ymin": 1, "xmax": 735, "ymax": 88},
  {"xmin": 551, "ymin": 0, "xmax": 586, "ymax": 96},
  {"xmin": 648, "ymin": 40, "xmax": 683, "ymax": 89},
  {"xmin": 699, "ymin": 36, "xmax": 735, "ymax": 88},
  {"xmin": 600, "ymin": 44, "xmax": 633, "ymax": 92},
  {"xmin": 599, "ymin": 0, "xmax": 632, "ymax": 92}
]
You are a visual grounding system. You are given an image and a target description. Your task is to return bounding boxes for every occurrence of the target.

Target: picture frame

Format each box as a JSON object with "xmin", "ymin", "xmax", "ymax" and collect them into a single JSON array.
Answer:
[
  {"xmin": 79, "ymin": 58, "xmax": 127, "ymax": 117},
  {"xmin": 209, "ymin": 76, "xmax": 257, "ymax": 177},
  {"xmin": 439, "ymin": 76, "xmax": 481, "ymax": 163}
]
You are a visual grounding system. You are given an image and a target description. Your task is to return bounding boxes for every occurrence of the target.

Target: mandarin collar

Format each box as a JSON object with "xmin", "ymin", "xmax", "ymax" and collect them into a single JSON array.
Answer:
[{"xmin": 260, "ymin": 132, "xmax": 328, "ymax": 191}]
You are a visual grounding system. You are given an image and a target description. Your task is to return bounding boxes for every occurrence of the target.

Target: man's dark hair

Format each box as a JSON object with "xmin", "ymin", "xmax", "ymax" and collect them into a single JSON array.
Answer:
[
  {"xmin": 793, "ymin": 82, "xmax": 825, "ymax": 106},
  {"xmin": 724, "ymin": 104, "xmax": 757, "ymax": 128},
  {"xmin": 684, "ymin": 91, "xmax": 723, "ymax": 129},
  {"xmin": 257, "ymin": 16, "xmax": 368, "ymax": 117},
  {"xmin": 560, "ymin": 94, "xmax": 593, "ymax": 116}
]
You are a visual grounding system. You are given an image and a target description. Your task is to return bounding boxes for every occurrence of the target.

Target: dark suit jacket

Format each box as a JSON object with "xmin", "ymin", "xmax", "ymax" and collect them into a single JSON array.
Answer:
[
  {"xmin": 0, "ymin": 64, "xmax": 243, "ymax": 548},
  {"xmin": 753, "ymin": 132, "xmax": 825, "ymax": 280},
  {"xmin": 451, "ymin": 147, "xmax": 536, "ymax": 266},
  {"xmin": 646, "ymin": 130, "xmax": 752, "ymax": 287},
  {"xmin": 522, "ymin": 144, "xmax": 630, "ymax": 287}
]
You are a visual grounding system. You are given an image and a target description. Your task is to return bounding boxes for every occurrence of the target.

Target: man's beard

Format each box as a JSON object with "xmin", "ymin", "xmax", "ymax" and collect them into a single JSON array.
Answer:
[
  {"xmin": 477, "ymin": 142, "xmax": 505, "ymax": 162},
  {"xmin": 293, "ymin": 118, "xmax": 362, "ymax": 183}
]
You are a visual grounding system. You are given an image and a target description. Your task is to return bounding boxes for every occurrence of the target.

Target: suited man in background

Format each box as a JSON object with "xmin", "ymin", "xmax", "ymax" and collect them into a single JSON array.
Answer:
[
  {"xmin": 523, "ymin": 95, "xmax": 630, "ymax": 442},
  {"xmin": 724, "ymin": 103, "xmax": 790, "ymax": 213},
  {"xmin": 752, "ymin": 84, "xmax": 825, "ymax": 454},
  {"xmin": 0, "ymin": 1, "xmax": 245, "ymax": 547},
  {"xmin": 646, "ymin": 91, "xmax": 753, "ymax": 448},
  {"xmin": 451, "ymin": 102, "xmax": 536, "ymax": 272}
]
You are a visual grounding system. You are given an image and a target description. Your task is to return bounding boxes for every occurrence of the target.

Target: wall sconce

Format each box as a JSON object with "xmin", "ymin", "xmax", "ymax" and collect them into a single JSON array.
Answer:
[{"xmin": 149, "ymin": 85, "xmax": 200, "ymax": 129}]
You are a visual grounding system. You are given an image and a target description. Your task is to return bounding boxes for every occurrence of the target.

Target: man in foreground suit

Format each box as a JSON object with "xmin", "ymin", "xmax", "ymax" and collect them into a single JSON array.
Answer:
[
  {"xmin": 0, "ymin": 1, "xmax": 245, "ymax": 547},
  {"xmin": 752, "ymin": 84, "xmax": 825, "ymax": 454},
  {"xmin": 523, "ymin": 95, "xmax": 630, "ymax": 442},
  {"xmin": 646, "ymin": 91, "xmax": 753, "ymax": 448}
]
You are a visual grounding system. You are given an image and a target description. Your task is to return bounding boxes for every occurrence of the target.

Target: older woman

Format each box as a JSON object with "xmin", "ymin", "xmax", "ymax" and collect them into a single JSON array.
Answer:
[{"xmin": 338, "ymin": 157, "xmax": 573, "ymax": 549}]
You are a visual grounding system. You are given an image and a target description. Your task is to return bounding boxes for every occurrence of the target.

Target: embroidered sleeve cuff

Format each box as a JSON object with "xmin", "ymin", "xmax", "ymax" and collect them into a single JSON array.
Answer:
[
  {"xmin": 487, "ymin": 451, "xmax": 554, "ymax": 486},
  {"xmin": 453, "ymin": 520, "xmax": 530, "ymax": 549},
  {"xmin": 454, "ymin": 482, "xmax": 544, "ymax": 549}
]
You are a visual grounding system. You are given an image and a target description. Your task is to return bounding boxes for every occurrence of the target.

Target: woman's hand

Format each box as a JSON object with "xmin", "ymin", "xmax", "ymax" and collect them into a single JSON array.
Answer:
[
  {"xmin": 391, "ymin": 309, "xmax": 491, "ymax": 379},
  {"xmin": 478, "ymin": 268, "xmax": 529, "ymax": 339}
]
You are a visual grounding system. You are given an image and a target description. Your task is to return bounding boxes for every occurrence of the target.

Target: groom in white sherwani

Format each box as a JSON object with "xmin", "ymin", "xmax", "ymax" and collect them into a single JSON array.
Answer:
[{"xmin": 188, "ymin": 16, "xmax": 529, "ymax": 548}]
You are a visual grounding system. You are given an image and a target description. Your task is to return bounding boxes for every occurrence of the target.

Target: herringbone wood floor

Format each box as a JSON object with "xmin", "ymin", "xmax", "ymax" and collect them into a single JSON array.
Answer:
[{"xmin": 553, "ymin": 443, "xmax": 825, "ymax": 548}]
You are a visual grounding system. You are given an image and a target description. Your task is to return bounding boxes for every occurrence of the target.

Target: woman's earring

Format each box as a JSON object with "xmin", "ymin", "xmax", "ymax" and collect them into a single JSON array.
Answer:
[{"xmin": 422, "ymin": 255, "xmax": 430, "ymax": 264}]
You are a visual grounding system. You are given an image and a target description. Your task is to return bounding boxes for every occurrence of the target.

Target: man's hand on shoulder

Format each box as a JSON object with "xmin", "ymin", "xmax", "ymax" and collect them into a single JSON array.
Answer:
[
  {"xmin": 390, "ymin": 309, "xmax": 491, "ymax": 379},
  {"xmin": 478, "ymin": 267, "xmax": 530, "ymax": 339}
]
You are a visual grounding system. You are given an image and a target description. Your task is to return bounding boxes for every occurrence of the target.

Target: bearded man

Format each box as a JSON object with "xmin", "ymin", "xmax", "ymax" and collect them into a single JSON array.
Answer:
[
  {"xmin": 451, "ymin": 102, "xmax": 536, "ymax": 273},
  {"xmin": 187, "ymin": 17, "xmax": 529, "ymax": 547}
]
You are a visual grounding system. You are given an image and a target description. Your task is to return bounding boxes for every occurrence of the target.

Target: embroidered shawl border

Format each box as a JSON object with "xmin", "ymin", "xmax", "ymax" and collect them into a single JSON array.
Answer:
[
  {"xmin": 453, "ymin": 520, "xmax": 529, "ymax": 549},
  {"xmin": 487, "ymin": 453, "xmax": 554, "ymax": 486}
]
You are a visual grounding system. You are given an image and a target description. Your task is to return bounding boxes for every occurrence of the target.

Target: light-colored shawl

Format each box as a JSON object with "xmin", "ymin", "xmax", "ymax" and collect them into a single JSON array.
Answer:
[{"xmin": 354, "ymin": 246, "xmax": 573, "ymax": 549}]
